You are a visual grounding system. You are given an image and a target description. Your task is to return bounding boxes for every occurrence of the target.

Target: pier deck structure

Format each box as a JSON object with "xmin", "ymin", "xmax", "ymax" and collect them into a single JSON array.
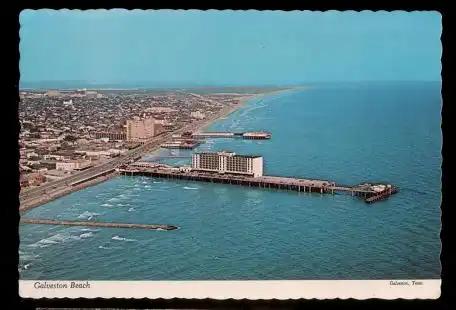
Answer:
[
  {"xmin": 189, "ymin": 131, "xmax": 272, "ymax": 140},
  {"xmin": 118, "ymin": 166, "xmax": 398, "ymax": 204}
]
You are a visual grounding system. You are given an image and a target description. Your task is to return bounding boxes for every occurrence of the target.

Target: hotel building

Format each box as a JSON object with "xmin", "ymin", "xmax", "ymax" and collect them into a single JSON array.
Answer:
[
  {"xmin": 126, "ymin": 118, "xmax": 164, "ymax": 143},
  {"xmin": 191, "ymin": 151, "xmax": 263, "ymax": 177}
]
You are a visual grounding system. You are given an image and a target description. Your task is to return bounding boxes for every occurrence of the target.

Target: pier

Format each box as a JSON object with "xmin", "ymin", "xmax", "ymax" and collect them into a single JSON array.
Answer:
[
  {"xmin": 178, "ymin": 131, "xmax": 272, "ymax": 140},
  {"xmin": 161, "ymin": 138, "xmax": 205, "ymax": 149},
  {"xmin": 117, "ymin": 166, "xmax": 399, "ymax": 204},
  {"xmin": 21, "ymin": 218, "xmax": 179, "ymax": 231}
]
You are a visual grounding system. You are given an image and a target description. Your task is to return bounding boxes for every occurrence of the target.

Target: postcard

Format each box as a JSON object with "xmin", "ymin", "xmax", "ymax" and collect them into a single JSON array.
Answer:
[{"xmin": 18, "ymin": 9, "xmax": 442, "ymax": 300}]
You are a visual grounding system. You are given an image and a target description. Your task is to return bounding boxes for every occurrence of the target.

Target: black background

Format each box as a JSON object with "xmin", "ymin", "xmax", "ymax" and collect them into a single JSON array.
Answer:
[{"xmin": 5, "ymin": 2, "xmax": 453, "ymax": 309}]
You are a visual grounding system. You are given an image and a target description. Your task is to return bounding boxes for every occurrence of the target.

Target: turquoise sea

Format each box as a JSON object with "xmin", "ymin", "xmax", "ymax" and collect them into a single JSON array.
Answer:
[{"xmin": 19, "ymin": 82, "xmax": 442, "ymax": 280}]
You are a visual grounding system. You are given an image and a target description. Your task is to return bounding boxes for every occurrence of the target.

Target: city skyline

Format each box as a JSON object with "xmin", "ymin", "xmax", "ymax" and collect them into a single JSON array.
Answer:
[{"xmin": 20, "ymin": 10, "xmax": 441, "ymax": 87}]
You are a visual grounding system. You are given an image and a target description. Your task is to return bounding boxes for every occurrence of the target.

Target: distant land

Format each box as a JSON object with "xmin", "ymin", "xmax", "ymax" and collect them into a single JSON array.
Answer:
[
  {"xmin": 19, "ymin": 80, "xmax": 440, "ymax": 92},
  {"xmin": 19, "ymin": 81, "xmax": 301, "ymax": 95},
  {"xmin": 19, "ymin": 80, "xmax": 298, "ymax": 92}
]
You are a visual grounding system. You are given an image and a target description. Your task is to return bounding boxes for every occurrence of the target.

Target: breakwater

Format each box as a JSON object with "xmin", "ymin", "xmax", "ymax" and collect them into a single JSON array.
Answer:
[{"xmin": 21, "ymin": 218, "xmax": 178, "ymax": 230}]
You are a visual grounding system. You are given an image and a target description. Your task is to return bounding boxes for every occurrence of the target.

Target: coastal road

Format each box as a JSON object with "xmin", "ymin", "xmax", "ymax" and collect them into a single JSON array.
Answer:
[{"xmin": 20, "ymin": 132, "xmax": 173, "ymax": 201}]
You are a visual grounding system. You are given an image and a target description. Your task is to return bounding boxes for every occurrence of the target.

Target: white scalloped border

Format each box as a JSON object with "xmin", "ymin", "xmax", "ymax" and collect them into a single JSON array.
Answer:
[
  {"xmin": 17, "ymin": 10, "xmax": 443, "ymax": 301},
  {"xmin": 20, "ymin": 280, "xmax": 441, "ymax": 300}
]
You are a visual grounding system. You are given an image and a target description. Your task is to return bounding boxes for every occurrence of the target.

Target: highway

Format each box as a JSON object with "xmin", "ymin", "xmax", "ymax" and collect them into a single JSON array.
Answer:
[{"xmin": 19, "ymin": 117, "xmax": 217, "ymax": 204}]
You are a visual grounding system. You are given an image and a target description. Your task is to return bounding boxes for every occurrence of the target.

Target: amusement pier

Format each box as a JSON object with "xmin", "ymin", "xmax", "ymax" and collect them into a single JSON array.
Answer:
[
  {"xmin": 119, "ymin": 151, "xmax": 399, "ymax": 204},
  {"xmin": 161, "ymin": 131, "xmax": 271, "ymax": 149}
]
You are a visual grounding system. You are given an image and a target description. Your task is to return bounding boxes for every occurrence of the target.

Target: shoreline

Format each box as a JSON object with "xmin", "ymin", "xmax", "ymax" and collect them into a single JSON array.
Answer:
[
  {"xmin": 20, "ymin": 172, "xmax": 119, "ymax": 215},
  {"xmin": 20, "ymin": 86, "xmax": 303, "ymax": 212},
  {"xmin": 196, "ymin": 86, "xmax": 305, "ymax": 132},
  {"xmin": 143, "ymin": 86, "xmax": 301, "ymax": 158}
]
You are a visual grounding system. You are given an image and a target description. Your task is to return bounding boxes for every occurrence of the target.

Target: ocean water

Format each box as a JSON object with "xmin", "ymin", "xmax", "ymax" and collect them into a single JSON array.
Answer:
[{"xmin": 19, "ymin": 82, "xmax": 442, "ymax": 280}]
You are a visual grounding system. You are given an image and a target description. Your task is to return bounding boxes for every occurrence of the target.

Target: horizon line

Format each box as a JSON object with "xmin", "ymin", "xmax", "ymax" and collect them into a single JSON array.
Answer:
[{"xmin": 19, "ymin": 80, "xmax": 442, "ymax": 91}]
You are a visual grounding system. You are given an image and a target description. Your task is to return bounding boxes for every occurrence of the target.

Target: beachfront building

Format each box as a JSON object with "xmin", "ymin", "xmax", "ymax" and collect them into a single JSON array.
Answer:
[
  {"xmin": 191, "ymin": 151, "xmax": 263, "ymax": 177},
  {"xmin": 126, "ymin": 118, "xmax": 164, "ymax": 143}
]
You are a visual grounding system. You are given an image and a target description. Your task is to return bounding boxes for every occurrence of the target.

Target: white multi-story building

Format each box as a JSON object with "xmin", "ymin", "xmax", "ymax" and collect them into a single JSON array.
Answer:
[{"xmin": 191, "ymin": 151, "xmax": 263, "ymax": 177}]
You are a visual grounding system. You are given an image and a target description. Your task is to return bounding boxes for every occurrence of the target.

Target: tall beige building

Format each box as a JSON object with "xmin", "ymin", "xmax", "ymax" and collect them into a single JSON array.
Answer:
[{"xmin": 126, "ymin": 118, "xmax": 163, "ymax": 142}]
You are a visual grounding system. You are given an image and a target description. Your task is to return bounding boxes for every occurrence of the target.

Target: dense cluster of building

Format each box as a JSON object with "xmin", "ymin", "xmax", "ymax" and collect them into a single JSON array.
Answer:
[{"xmin": 19, "ymin": 89, "xmax": 245, "ymax": 188}]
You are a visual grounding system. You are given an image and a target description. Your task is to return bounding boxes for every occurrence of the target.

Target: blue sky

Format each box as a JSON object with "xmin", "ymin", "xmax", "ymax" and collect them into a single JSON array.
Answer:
[{"xmin": 19, "ymin": 10, "xmax": 442, "ymax": 87}]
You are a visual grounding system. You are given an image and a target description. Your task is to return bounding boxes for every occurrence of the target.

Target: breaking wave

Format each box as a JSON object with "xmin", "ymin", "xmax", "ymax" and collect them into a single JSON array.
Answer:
[
  {"xmin": 98, "ymin": 244, "xmax": 123, "ymax": 250},
  {"xmin": 183, "ymin": 186, "xmax": 198, "ymax": 190},
  {"xmin": 79, "ymin": 232, "xmax": 94, "ymax": 239},
  {"xmin": 29, "ymin": 233, "xmax": 79, "ymax": 248},
  {"xmin": 112, "ymin": 235, "xmax": 136, "ymax": 242},
  {"xmin": 21, "ymin": 263, "xmax": 32, "ymax": 271},
  {"xmin": 80, "ymin": 228, "xmax": 98, "ymax": 232},
  {"xmin": 20, "ymin": 253, "xmax": 39, "ymax": 261},
  {"xmin": 78, "ymin": 211, "xmax": 100, "ymax": 220}
]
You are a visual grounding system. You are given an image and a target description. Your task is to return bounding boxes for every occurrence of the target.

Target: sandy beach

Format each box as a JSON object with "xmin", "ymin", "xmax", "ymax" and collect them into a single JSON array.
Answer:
[{"xmin": 199, "ymin": 86, "xmax": 303, "ymax": 131}]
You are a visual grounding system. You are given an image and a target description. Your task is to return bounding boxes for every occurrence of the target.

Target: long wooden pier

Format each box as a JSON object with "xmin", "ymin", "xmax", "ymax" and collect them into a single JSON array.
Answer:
[
  {"xmin": 180, "ymin": 131, "xmax": 272, "ymax": 140},
  {"xmin": 21, "ymin": 218, "xmax": 179, "ymax": 230},
  {"xmin": 118, "ymin": 166, "xmax": 398, "ymax": 204}
]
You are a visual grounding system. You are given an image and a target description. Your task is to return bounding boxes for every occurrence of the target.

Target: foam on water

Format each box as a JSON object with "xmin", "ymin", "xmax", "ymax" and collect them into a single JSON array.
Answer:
[
  {"xmin": 79, "ymin": 232, "xmax": 94, "ymax": 239},
  {"xmin": 77, "ymin": 211, "xmax": 101, "ymax": 219},
  {"xmin": 29, "ymin": 233, "xmax": 79, "ymax": 248},
  {"xmin": 80, "ymin": 228, "xmax": 98, "ymax": 232},
  {"xmin": 20, "ymin": 253, "xmax": 39, "ymax": 261},
  {"xmin": 98, "ymin": 244, "xmax": 123, "ymax": 250},
  {"xmin": 112, "ymin": 235, "xmax": 136, "ymax": 242}
]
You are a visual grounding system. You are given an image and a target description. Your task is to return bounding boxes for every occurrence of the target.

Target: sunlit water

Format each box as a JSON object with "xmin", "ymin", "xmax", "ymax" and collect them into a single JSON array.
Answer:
[{"xmin": 20, "ymin": 82, "xmax": 442, "ymax": 280}]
